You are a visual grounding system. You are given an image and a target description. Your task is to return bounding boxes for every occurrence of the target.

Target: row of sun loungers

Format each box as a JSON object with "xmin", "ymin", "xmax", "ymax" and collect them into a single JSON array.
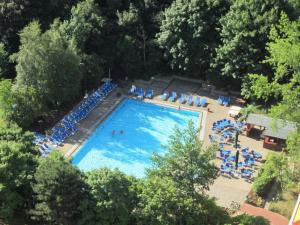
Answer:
[
  {"xmin": 217, "ymin": 96, "xmax": 231, "ymax": 106},
  {"xmin": 46, "ymin": 82, "xmax": 117, "ymax": 150},
  {"xmin": 161, "ymin": 91, "xmax": 207, "ymax": 107},
  {"xmin": 129, "ymin": 86, "xmax": 154, "ymax": 99}
]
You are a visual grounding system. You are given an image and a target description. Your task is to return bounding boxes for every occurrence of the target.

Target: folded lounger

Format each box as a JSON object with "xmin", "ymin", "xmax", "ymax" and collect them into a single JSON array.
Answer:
[{"xmin": 161, "ymin": 91, "xmax": 169, "ymax": 101}]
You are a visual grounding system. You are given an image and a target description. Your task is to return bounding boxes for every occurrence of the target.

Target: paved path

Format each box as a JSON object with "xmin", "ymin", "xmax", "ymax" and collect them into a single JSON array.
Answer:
[{"xmin": 239, "ymin": 203, "xmax": 289, "ymax": 225}]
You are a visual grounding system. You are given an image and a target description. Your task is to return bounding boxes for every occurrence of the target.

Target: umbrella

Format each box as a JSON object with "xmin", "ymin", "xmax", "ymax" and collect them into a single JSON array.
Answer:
[{"xmin": 235, "ymin": 130, "xmax": 239, "ymax": 148}]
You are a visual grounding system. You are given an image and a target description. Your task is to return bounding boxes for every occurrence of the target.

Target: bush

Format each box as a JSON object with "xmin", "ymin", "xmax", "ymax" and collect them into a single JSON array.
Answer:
[
  {"xmin": 253, "ymin": 153, "xmax": 287, "ymax": 197},
  {"xmin": 246, "ymin": 190, "xmax": 266, "ymax": 208},
  {"xmin": 232, "ymin": 214, "xmax": 270, "ymax": 225}
]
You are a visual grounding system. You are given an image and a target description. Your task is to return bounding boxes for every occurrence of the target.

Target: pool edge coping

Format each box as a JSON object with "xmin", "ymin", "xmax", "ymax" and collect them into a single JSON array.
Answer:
[{"xmin": 64, "ymin": 96, "xmax": 207, "ymax": 159}]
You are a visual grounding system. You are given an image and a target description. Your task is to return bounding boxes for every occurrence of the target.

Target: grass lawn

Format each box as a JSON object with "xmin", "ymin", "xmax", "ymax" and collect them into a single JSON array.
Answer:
[{"xmin": 268, "ymin": 185, "xmax": 299, "ymax": 218}]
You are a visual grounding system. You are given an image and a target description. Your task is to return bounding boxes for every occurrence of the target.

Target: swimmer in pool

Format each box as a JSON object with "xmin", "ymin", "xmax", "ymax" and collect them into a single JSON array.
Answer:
[{"xmin": 112, "ymin": 130, "xmax": 115, "ymax": 136}]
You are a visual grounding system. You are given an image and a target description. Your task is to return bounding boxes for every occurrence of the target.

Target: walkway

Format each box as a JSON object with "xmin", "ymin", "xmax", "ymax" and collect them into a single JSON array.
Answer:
[{"xmin": 239, "ymin": 203, "xmax": 289, "ymax": 225}]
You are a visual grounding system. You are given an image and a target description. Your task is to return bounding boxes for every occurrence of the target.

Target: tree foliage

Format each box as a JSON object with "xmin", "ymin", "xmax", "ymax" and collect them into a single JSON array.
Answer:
[
  {"xmin": 0, "ymin": 120, "xmax": 39, "ymax": 221},
  {"xmin": 157, "ymin": 0, "xmax": 229, "ymax": 77},
  {"xmin": 136, "ymin": 175, "xmax": 231, "ymax": 225},
  {"xmin": 253, "ymin": 153, "xmax": 288, "ymax": 196},
  {"xmin": 13, "ymin": 21, "xmax": 82, "ymax": 108},
  {"xmin": 0, "ymin": 43, "xmax": 9, "ymax": 78},
  {"xmin": 213, "ymin": 0, "xmax": 286, "ymax": 79},
  {"xmin": 231, "ymin": 214, "xmax": 270, "ymax": 225},
  {"xmin": 151, "ymin": 121, "xmax": 218, "ymax": 194},
  {"xmin": 85, "ymin": 168, "xmax": 137, "ymax": 225},
  {"xmin": 30, "ymin": 152, "xmax": 93, "ymax": 225}
]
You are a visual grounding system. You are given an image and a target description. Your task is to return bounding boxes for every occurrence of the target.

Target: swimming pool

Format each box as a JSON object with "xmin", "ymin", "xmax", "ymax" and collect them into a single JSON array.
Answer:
[{"xmin": 72, "ymin": 99, "xmax": 200, "ymax": 177}]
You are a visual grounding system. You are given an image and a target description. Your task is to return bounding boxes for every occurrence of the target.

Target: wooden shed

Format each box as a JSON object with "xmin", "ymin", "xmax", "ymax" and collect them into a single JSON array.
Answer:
[{"xmin": 245, "ymin": 114, "xmax": 297, "ymax": 150}]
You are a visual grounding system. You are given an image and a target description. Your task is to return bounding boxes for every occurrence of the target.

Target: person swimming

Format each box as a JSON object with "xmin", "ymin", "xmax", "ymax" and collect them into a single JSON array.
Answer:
[
  {"xmin": 112, "ymin": 130, "xmax": 115, "ymax": 136},
  {"xmin": 120, "ymin": 130, "xmax": 124, "ymax": 134}
]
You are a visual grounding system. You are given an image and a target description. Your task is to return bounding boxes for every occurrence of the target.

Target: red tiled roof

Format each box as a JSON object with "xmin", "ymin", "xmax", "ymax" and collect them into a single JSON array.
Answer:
[{"xmin": 239, "ymin": 203, "xmax": 289, "ymax": 225}]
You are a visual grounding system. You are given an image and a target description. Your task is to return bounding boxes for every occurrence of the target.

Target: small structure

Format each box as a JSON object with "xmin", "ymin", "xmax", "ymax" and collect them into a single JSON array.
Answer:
[{"xmin": 245, "ymin": 114, "xmax": 297, "ymax": 150}]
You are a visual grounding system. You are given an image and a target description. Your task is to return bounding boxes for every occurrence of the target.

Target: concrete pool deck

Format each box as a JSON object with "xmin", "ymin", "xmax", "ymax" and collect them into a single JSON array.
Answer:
[{"xmin": 56, "ymin": 77, "xmax": 272, "ymax": 208}]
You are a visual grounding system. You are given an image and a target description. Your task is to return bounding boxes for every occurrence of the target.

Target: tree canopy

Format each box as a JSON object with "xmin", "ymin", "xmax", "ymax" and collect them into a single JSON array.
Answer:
[
  {"xmin": 151, "ymin": 121, "xmax": 218, "ymax": 194},
  {"xmin": 0, "ymin": 120, "xmax": 39, "ymax": 220}
]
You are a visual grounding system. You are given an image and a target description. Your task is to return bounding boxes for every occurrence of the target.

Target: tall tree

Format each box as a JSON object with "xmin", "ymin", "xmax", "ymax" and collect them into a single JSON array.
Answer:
[
  {"xmin": 85, "ymin": 168, "xmax": 137, "ymax": 225},
  {"xmin": 151, "ymin": 121, "xmax": 219, "ymax": 195},
  {"xmin": 241, "ymin": 13, "xmax": 300, "ymax": 120},
  {"xmin": 0, "ymin": 79, "xmax": 45, "ymax": 128},
  {"xmin": 136, "ymin": 175, "xmax": 230, "ymax": 225},
  {"xmin": 60, "ymin": 0, "xmax": 106, "ymax": 90},
  {"xmin": 0, "ymin": 43, "xmax": 9, "ymax": 78},
  {"xmin": 13, "ymin": 21, "xmax": 82, "ymax": 108},
  {"xmin": 30, "ymin": 152, "xmax": 93, "ymax": 225},
  {"xmin": 241, "ymin": 14, "xmax": 300, "ymax": 187},
  {"xmin": 0, "ymin": 0, "xmax": 78, "ymax": 53},
  {"xmin": 157, "ymin": 0, "xmax": 229, "ymax": 78},
  {"xmin": 0, "ymin": 120, "xmax": 39, "ymax": 221},
  {"xmin": 213, "ymin": 0, "xmax": 286, "ymax": 80}
]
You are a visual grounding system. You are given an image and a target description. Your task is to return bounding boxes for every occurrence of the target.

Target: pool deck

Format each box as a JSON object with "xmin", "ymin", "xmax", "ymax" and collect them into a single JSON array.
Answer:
[{"xmin": 56, "ymin": 77, "xmax": 272, "ymax": 209}]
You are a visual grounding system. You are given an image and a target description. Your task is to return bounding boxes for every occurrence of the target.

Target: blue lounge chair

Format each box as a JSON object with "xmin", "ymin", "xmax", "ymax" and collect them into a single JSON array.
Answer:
[
  {"xmin": 169, "ymin": 92, "xmax": 177, "ymax": 102},
  {"xmin": 194, "ymin": 96, "xmax": 200, "ymax": 106},
  {"xmin": 138, "ymin": 89, "xmax": 145, "ymax": 99},
  {"xmin": 223, "ymin": 97, "xmax": 231, "ymax": 107},
  {"xmin": 188, "ymin": 96, "xmax": 193, "ymax": 105},
  {"xmin": 241, "ymin": 169, "xmax": 252, "ymax": 179},
  {"xmin": 220, "ymin": 164, "xmax": 232, "ymax": 175},
  {"xmin": 146, "ymin": 89, "xmax": 154, "ymax": 99},
  {"xmin": 200, "ymin": 98, "xmax": 207, "ymax": 107},
  {"xmin": 161, "ymin": 91, "xmax": 169, "ymax": 101},
  {"xmin": 250, "ymin": 150, "xmax": 262, "ymax": 159},
  {"xmin": 217, "ymin": 96, "xmax": 223, "ymax": 105},
  {"xmin": 179, "ymin": 94, "xmax": 186, "ymax": 104}
]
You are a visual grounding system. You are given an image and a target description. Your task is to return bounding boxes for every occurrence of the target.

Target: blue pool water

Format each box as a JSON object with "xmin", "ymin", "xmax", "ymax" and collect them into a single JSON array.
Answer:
[{"xmin": 72, "ymin": 99, "xmax": 200, "ymax": 178}]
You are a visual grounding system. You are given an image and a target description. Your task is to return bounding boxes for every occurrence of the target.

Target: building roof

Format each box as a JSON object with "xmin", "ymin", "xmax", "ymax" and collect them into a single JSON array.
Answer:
[{"xmin": 246, "ymin": 114, "xmax": 297, "ymax": 140}]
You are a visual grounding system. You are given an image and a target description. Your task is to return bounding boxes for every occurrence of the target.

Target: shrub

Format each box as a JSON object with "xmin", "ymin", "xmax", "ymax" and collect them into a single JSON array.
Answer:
[{"xmin": 246, "ymin": 190, "xmax": 266, "ymax": 208}]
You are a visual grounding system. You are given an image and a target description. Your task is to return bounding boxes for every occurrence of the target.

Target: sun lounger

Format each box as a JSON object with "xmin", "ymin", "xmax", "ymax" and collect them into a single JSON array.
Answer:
[
  {"xmin": 169, "ymin": 92, "xmax": 177, "ymax": 102},
  {"xmin": 194, "ymin": 96, "xmax": 200, "ymax": 106},
  {"xmin": 146, "ymin": 89, "xmax": 154, "ymax": 99},
  {"xmin": 179, "ymin": 94, "xmax": 186, "ymax": 104},
  {"xmin": 161, "ymin": 91, "xmax": 169, "ymax": 101},
  {"xmin": 188, "ymin": 96, "xmax": 193, "ymax": 105},
  {"xmin": 220, "ymin": 164, "xmax": 232, "ymax": 175},
  {"xmin": 200, "ymin": 98, "xmax": 207, "ymax": 107}
]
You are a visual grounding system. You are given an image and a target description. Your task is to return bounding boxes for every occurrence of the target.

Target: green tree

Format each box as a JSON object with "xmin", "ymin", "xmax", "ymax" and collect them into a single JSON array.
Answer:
[
  {"xmin": 85, "ymin": 168, "xmax": 137, "ymax": 225},
  {"xmin": 0, "ymin": 43, "xmax": 9, "ymax": 78},
  {"xmin": 253, "ymin": 153, "xmax": 288, "ymax": 196},
  {"xmin": 0, "ymin": 79, "xmax": 45, "ymax": 128},
  {"xmin": 151, "ymin": 121, "xmax": 218, "ymax": 195},
  {"xmin": 0, "ymin": 120, "xmax": 39, "ymax": 221},
  {"xmin": 213, "ymin": 0, "xmax": 286, "ymax": 80},
  {"xmin": 0, "ymin": 0, "xmax": 78, "ymax": 53},
  {"xmin": 30, "ymin": 152, "xmax": 93, "ymax": 225},
  {"xmin": 231, "ymin": 214, "xmax": 270, "ymax": 225},
  {"xmin": 157, "ymin": 0, "xmax": 229, "ymax": 78},
  {"xmin": 13, "ymin": 21, "xmax": 82, "ymax": 108},
  {"xmin": 136, "ymin": 175, "xmax": 230, "ymax": 225},
  {"xmin": 60, "ymin": 0, "xmax": 106, "ymax": 90}
]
